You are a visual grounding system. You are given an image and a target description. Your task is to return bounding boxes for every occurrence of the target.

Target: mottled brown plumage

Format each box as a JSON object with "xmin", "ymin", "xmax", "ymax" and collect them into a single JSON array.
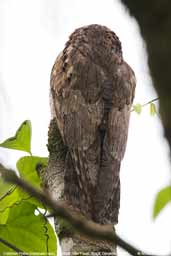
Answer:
[{"xmin": 50, "ymin": 24, "xmax": 136, "ymax": 224}]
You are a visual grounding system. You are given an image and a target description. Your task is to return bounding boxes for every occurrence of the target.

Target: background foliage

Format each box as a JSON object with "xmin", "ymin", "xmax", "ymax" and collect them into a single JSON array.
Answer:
[{"xmin": 0, "ymin": 120, "xmax": 57, "ymax": 254}]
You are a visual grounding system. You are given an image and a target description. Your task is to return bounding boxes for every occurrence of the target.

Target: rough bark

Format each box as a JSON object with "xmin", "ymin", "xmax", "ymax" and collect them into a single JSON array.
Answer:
[{"xmin": 120, "ymin": 0, "xmax": 171, "ymax": 151}]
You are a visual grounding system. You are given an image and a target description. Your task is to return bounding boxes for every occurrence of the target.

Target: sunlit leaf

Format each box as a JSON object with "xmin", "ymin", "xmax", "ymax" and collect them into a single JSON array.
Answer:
[
  {"xmin": 0, "ymin": 120, "xmax": 32, "ymax": 154},
  {"xmin": 0, "ymin": 186, "xmax": 19, "ymax": 225},
  {"xmin": 0, "ymin": 208, "xmax": 10, "ymax": 224},
  {"xmin": 0, "ymin": 177, "xmax": 14, "ymax": 199},
  {"xmin": 16, "ymin": 156, "xmax": 48, "ymax": 208},
  {"xmin": 0, "ymin": 184, "xmax": 44, "ymax": 219},
  {"xmin": 0, "ymin": 181, "xmax": 45, "ymax": 223},
  {"xmin": 0, "ymin": 186, "xmax": 19, "ymax": 214},
  {"xmin": 150, "ymin": 103, "xmax": 157, "ymax": 116},
  {"xmin": 133, "ymin": 103, "xmax": 142, "ymax": 114},
  {"xmin": 0, "ymin": 202, "xmax": 57, "ymax": 254},
  {"xmin": 0, "ymin": 156, "xmax": 48, "ymax": 217},
  {"xmin": 153, "ymin": 186, "xmax": 171, "ymax": 219},
  {"xmin": 17, "ymin": 156, "xmax": 48, "ymax": 188}
]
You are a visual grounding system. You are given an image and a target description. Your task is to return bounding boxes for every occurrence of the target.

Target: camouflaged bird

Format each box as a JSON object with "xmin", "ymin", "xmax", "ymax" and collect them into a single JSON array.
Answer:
[{"xmin": 50, "ymin": 24, "xmax": 136, "ymax": 224}]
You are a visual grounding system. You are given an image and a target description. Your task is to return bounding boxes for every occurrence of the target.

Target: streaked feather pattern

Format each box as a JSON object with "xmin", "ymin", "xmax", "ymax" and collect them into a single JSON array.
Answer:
[{"xmin": 50, "ymin": 24, "xmax": 136, "ymax": 224}]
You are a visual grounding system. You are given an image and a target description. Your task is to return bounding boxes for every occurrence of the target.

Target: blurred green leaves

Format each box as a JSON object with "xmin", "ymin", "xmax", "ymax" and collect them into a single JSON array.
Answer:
[
  {"xmin": 150, "ymin": 102, "xmax": 157, "ymax": 116},
  {"xmin": 132, "ymin": 98, "xmax": 158, "ymax": 116},
  {"xmin": 0, "ymin": 120, "xmax": 57, "ymax": 254},
  {"xmin": 133, "ymin": 103, "xmax": 142, "ymax": 114},
  {"xmin": 0, "ymin": 202, "xmax": 57, "ymax": 254}
]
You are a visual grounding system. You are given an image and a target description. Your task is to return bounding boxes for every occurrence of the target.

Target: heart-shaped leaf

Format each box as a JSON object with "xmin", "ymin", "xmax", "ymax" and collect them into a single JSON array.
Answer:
[{"xmin": 0, "ymin": 120, "xmax": 32, "ymax": 154}]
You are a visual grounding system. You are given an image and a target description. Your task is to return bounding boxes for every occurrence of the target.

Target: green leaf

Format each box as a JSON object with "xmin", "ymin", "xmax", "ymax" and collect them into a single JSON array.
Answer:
[
  {"xmin": 0, "ymin": 180, "xmax": 44, "ymax": 223},
  {"xmin": 17, "ymin": 156, "xmax": 48, "ymax": 188},
  {"xmin": 0, "ymin": 186, "xmax": 19, "ymax": 213},
  {"xmin": 153, "ymin": 186, "xmax": 171, "ymax": 219},
  {"xmin": 0, "ymin": 202, "xmax": 57, "ymax": 254},
  {"xmin": 0, "ymin": 156, "xmax": 48, "ymax": 216},
  {"xmin": 16, "ymin": 156, "xmax": 48, "ymax": 208},
  {"xmin": 133, "ymin": 103, "xmax": 142, "ymax": 114},
  {"xmin": 150, "ymin": 102, "xmax": 157, "ymax": 116},
  {"xmin": 0, "ymin": 186, "xmax": 20, "ymax": 224},
  {"xmin": 0, "ymin": 177, "xmax": 14, "ymax": 199},
  {"xmin": 0, "ymin": 185, "xmax": 44, "ymax": 220},
  {"xmin": 0, "ymin": 208, "xmax": 10, "ymax": 224},
  {"xmin": 0, "ymin": 120, "xmax": 32, "ymax": 154}
]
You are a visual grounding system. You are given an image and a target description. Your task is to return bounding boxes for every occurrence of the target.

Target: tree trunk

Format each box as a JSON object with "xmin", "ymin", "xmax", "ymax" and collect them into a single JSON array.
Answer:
[{"xmin": 42, "ymin": 118, "xmax": 117, "ymax": 255}]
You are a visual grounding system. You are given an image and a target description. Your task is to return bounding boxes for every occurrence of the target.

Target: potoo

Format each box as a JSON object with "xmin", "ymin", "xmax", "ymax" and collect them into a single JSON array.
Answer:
[{"xmin": 50, "ymin": 24, "xmax": 136, "ymax": 224}]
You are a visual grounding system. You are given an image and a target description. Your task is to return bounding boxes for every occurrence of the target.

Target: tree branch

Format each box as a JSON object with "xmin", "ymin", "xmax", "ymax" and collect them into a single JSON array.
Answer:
[
  {"xmin": 141, "ymin": 97, "xmax": 159, "ymax": 108},
  {"xmin": 0, "ymin": 163, "xmax": 168, "ymax": 256}
]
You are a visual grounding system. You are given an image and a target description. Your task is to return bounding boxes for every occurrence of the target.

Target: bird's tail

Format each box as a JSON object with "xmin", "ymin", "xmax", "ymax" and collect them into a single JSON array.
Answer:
[{"xmin": 93, "ymin": 133, "xmax": 121, "ymax": 224}]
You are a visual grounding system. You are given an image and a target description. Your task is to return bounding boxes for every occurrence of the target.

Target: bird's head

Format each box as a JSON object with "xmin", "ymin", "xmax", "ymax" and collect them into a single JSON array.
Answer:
[{"xmin": 69, "ymin": 24, "xmax": 123, "ymax": 67}]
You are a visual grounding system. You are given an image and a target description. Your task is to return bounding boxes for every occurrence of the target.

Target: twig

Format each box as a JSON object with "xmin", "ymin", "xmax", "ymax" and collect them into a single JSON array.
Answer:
[
  {"xmin": 141, "ymin": 97, "xmax": 159, "ymax": 107},
  {"xmin": 0, "ymin": 164, "xmax": 167, "ymax": 256},
  {"xmin": 132, "ymin": 97, "xmax": 159, "ymax": 112}
]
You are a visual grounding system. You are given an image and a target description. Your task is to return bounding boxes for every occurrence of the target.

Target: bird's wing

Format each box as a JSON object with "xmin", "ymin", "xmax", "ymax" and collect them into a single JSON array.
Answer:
[
  {"xmin": 93, "ymin": 61, "xmax": 136, "ymax": 224},
  {"xmin": 50, "ymin": 47, "xmax": 105, "ymax": 217},
  {"xmin": 109, "ymin": 61, "xmax": 136, "ymax": 161}
]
